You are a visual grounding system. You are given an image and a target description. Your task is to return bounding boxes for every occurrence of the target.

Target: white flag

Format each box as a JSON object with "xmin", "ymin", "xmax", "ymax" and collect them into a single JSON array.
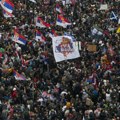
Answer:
[
  {"xmin": 52, "ymin": 36, "xmax": 80, "ymax": 62},
  {"xmin": 99, "ymin": 4, "xmax": 108, "ymax": 10},
  {"xmin": 92, "ymin": 28, "xmax": 103, "ymax": 35},
  {"xmin": 29, "ymin": 0, "xmax": 36, "ymax": 3}
]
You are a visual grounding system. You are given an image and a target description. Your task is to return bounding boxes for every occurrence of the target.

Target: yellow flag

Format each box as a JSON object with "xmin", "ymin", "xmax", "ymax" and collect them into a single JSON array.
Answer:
[{"xmin": 116, "ymin": 27, "xmax": 120, "ymax": 33}]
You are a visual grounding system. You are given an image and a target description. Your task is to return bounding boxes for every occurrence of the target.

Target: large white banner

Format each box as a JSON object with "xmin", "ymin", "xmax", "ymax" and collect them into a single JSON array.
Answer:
[{"xmin": 52, "ymin": 36, "xmax": 80, "ymax": 62}]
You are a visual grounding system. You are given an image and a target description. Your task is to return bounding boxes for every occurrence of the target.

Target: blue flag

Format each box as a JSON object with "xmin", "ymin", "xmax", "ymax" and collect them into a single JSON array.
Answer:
[{"xmin": 110, "ymin": 11, "xmax": 118, "ymax": 22}]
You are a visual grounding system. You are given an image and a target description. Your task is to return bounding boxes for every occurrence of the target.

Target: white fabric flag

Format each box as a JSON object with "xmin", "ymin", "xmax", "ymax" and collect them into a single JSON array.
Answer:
[
  {"xmin": 92, "ymin": 28, "xmax": 103, "ymax": 35},
  {"xmin": 29, "ymin": 0, "xmax": 36, "ymax": 3},
  {"xmin": 52, "ymin": 36, "xmax": 80, "ymax": 62},
  {"xmin": 56, "ymin": 21, "xmax": 71, "ymax": 28},
  {"xmin": 99, "ymin": 4, "xmax": 108, "ymax": 10}
]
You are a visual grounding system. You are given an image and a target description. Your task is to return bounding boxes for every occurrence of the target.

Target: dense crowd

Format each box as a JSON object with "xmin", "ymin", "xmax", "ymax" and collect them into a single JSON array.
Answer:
[{"xmin": 0, "ymin": 0, "xmax": 120, "ymax": 120}]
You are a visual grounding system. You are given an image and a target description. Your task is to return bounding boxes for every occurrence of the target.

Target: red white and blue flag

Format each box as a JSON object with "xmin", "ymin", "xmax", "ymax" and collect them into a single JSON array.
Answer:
[
  {"xmin": 0, "ymin": 0, "xmax": 14, "ymax": 13},
  {"xmin": 56, "ymin": 4, "xmax": 63, "ymax": 14},
  {"xmin": 13, "ymin": 30, "xmax": 27, "ymax": 45},
  {"xmin": 36, "ymin": 30, "xmax": 46, "ymax": 42},
  {"xmin": 13, "ymin": 70, "xmax": 26, "ymax": 80},
  {"xmin": 36, "ymin": 17, "xmax": 50, "ymax": 28},
  {"xmin": 56, "ymin": 15, "xmax": 71, "ymax": 28},
  {"xmin": 49, "ymin": 29, "xmax": 58, "ymax": 38},
  {"xmin": 3, "ymin": 9, "xmax": 14, "ymax": 18}
]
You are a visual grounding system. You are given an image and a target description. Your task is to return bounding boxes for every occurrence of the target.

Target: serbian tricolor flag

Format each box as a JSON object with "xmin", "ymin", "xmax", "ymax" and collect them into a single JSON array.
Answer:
[
  {"xmin": 56, "ymin": 4, "xmax": 63, "ymax": 14},
  {"xmin": 13, "ymin": 70, "xmax": 26, "ymax": 80},
  {"xmin": 36, "ymin": 17, "xmax": 50, "ymax": 28},
  {"xmin": 0, "ymin": 0, "xmax": 14, "ymax": 13},
  {"xmin": 12, "ymin": 30, "xmax": 27, "ymax": 45},
  {"xmin": 56, "ymin": 15, "xmax": 71, "ymax": 28},
  {"xmin": 35, "ymin": 30, "xmax": 46, "ymax": 42},
  {"xmin": 3, "ymin": 9, "xmax": 14, "ymax": 18},
  {"xmin": 49, "ymin": 29, "xmax": 58, "ymax": 38}
]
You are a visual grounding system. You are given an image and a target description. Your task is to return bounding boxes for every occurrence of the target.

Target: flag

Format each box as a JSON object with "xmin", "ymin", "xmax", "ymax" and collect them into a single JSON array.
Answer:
[
  {"xmin": 116, "ymin": 27, "xmax": 120, "ymax": 33},
  {"xmin": 91, "ymin": 28, "xmax": 103, "ymax": 36},
  {"xmin": 29, "ymin": 0, "xmax": 36, "ymax": 3},
  {"xmin": 52, "ymin": 36, "xmax": 80, "ymax": 62},
  {"xmin": 0, "ymin": 0, "xmax": 14, "ymax": 13},
  {"xmin": 13, "ymin": 31, "xmax": 27, "ymax": 45},
  {"xmin": 56, "ymin": 4, "xmax": 63, "ymax": 13},
  {"xmin": 99, "ymin": 4, "xmax": 108, "ymax": 10},
  {"xmin": 3, "ymin": 9, "xmax": 14, "ymax": 18},
  {"xmin": 35, "ymin": 30, "xmax": 46, "ymax": 42},
  {"xmin": 49, "ymin": 29, "xmax": 58, "ymax": 38},
  {"xmin": 110, "ymin": 11, "xmax": 118, "ymax": 21},
  {"xmin": 56, "ymin": 15, "xmax": 71, "ymax": 28},
  {"xmin": 36, "ymin": 17, "xmax": 50, "ymax": 28},
  {"xmin": 13, "ymin": 70, "xmax": 26, "ymax": 80}
]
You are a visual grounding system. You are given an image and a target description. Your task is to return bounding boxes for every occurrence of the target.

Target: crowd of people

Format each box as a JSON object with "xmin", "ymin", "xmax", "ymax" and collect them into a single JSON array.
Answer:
[{"xmin": 0, "ymin": 0, "xmax": 120, "ymax": 120}]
